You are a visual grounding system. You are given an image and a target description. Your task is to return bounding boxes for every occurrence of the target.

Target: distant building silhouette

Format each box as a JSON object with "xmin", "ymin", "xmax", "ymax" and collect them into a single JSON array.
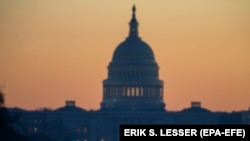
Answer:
[{"xmin": 6, "ymin": 5, "xmax": 250, "ymax": 141}]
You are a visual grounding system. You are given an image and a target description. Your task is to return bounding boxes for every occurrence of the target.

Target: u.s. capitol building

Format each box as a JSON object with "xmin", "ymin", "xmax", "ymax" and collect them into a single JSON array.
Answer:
[{"xmin": 7, "ymin": 5, "xmax": 250, "ymax": 141}]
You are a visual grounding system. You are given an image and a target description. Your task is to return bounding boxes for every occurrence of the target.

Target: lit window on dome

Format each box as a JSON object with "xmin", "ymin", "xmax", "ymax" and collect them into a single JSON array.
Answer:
[
  {"xmin": 131, "ymin": 87, "xmax": 135, "ymax": 96},
  {"xmin": 127, "ymin": 88, "xmax": 130, "ymax": 96},
  {"xmin": 140, "ymin": 87, "xmax": 144, "ymax": 96},
  {"xmin": 136, "ymin": 87, "xmax": 139, "ymax": 96}
]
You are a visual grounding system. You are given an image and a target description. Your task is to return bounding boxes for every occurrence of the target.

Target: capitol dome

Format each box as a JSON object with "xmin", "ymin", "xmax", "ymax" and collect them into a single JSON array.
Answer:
[
  {"xmin": 111, "ymin": 36, "xmax": 155, "ymax": 64},
  {"xmin": 111, "ymin": 5, "xmax": 156, "ymax": 65},
  {"xmin": 101, "ymin": 5, "xmax": 165, "ymax": 111}
]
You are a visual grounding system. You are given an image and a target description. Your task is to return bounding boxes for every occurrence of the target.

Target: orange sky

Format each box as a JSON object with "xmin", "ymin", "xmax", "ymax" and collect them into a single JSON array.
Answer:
[{"xmin": 0, "ymin": 0, "xmax": 250, "ymax": 112}]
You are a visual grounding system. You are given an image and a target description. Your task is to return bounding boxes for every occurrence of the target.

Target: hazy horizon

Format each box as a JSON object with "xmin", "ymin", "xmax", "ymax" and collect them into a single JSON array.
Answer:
[{"xmin": 0, "ymin": 0, "xmax": 250, "ymax": 112}]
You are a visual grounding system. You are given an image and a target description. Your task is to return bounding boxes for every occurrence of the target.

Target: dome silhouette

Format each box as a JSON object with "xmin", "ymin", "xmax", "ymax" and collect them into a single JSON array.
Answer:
[
  {"xmin": 112, "ymin": 37, "xmax": 155, "ymax": 64},
  {"xmin": 101, "ymin": 5, "xmax": 165, "ymax": 111}
]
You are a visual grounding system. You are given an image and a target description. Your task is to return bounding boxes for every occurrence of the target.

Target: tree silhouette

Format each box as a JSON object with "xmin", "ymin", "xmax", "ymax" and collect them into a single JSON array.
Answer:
[
  {"xmin": 0, "ymin": 92, "xmax": 4, "ymax": 107},
  {"xmin": 0, "ymin": 90, "xmax": 29, "ymax": 141}
]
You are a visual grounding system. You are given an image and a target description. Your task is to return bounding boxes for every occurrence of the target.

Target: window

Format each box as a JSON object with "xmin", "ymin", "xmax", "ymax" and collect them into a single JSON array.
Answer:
[
  {"xmin": 84, "ymin": 128, "xmax": 88, "ymax": 133},
  {"xmin": 76, "ymin": 128, "xmax": 80, "ymax": 132},
  {"xmin": 140, "ymin": 87, "xmax": 144, "ymax": 96},
  {"xmin": 127, "ymin": 88, "xmax": 130, "ymax": 96},
  {"xmin": 34, "ymin": 127, "xmax": 38, "ymax": 133},
  {"xmin": 131, "ymin": 87, "xmax": 135, "ymax": 96},
  {"xmin": 122, "ymin": 87, "xmax": 126, "ymax": 96},
  {"xmin": 136, "ymin": 87, "xmax": 139, "ymax": 96}
]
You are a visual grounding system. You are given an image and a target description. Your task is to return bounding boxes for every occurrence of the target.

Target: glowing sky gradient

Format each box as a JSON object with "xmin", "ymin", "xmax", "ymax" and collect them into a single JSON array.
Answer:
[{"xmin": 0, "ymin": 0, "xmax": 249, "ymax": 112}]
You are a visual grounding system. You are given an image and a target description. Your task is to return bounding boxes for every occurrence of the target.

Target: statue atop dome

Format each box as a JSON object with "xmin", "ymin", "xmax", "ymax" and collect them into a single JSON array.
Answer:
[
  {"xmin": 129, "ymin": 5, "xmax": 139, "ymax": 38},
  {"xmin": 132, "ymin": 5, "xmax": 136, "ymax": 18}
]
